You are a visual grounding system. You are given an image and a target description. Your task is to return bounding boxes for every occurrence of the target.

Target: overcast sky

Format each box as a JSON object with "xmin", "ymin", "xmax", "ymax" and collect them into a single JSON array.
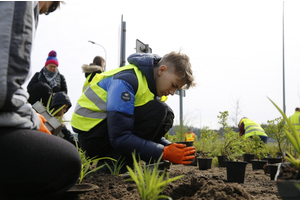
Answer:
[{"xmin": 23, "ymin": 0, "xmax": 300, "ymax": 130}]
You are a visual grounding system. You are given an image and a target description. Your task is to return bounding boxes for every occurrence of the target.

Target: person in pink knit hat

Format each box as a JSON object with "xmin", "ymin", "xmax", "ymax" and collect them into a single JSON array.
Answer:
[{"xmin": 27, "ymin": 50, "xmax": 68, "ymax": 106}]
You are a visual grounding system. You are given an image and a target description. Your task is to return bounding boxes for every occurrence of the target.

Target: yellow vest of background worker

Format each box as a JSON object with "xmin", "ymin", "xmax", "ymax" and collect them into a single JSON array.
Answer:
[
  {"xmin": 185, "ymin": 129, "xmax": 195, "ymax": 142},
  {"xmin": 243, "ymin": 118, "xmax": 268, "ymax": 138},
  {"xmin": 289, "ymin": 108, "xmax": 300, "ymax": 132}
]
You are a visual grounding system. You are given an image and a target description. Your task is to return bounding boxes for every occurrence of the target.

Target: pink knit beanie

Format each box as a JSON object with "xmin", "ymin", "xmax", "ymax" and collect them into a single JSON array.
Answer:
[{"xmin": 45, "ymin": 50, "xmax": 59, "ymax": 67}]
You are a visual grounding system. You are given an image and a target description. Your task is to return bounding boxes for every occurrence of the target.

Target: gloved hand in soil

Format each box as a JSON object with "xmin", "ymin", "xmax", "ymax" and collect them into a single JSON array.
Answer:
[
  {"xmin": 37, "ymin": 113, "xmax": 52, "ymax": 135},
  {"xmin": 162, "ymin": 143, "xmax": 196, "ymax": 164}
]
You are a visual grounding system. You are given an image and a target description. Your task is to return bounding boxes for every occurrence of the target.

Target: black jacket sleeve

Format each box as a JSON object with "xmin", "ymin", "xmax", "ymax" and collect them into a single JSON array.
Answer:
[
  {"xmin": 27, "ymin": 72, "xmax": 39, "ymax": 92},
  {"xmin": 60, "ymin": 74, "xmax": 68, "ymax": 94}
]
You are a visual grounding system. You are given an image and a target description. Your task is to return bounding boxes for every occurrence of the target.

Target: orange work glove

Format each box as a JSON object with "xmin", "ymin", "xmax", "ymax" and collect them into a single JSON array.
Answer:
[
  {"xmin": 162, "ymin": 143, "xmax": 196, "ymax": 164},
  {"xmin": 37, "ymin": 113, "xmax": 52, "ymax": 135}
]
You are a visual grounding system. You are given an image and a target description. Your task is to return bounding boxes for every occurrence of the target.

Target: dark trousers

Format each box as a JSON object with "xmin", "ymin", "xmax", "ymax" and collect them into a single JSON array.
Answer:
[
  {"xmin": 75, "ymin": 100, "xmax": 173, "ymax": 173},
  {"xmin": 0, "ymin": 128, "xmax": 81, "ymax": 199}
]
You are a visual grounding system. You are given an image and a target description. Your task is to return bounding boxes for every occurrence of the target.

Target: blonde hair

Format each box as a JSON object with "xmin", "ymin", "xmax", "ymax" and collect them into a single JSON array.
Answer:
[{"xmin": 157, "ymin": 51, "xmax": 195, "ymax": 89}]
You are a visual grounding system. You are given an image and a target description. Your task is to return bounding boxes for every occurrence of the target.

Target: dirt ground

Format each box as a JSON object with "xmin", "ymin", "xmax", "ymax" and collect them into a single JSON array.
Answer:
[{"xmin": 60, "ymin": 161, "xmax": 281, "ymax": 200}]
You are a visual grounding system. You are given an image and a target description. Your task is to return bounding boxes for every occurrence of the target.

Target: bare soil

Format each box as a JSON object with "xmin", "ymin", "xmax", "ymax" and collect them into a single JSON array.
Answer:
[{"xmin": 61, "ymin": 161, "xmax": 281, "ymax": 200}]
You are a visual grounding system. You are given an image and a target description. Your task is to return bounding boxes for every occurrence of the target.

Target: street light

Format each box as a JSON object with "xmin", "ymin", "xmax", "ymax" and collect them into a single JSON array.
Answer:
[{"xmin": 88, "ymin": 40, "xmax": 107, "ymax": 71}]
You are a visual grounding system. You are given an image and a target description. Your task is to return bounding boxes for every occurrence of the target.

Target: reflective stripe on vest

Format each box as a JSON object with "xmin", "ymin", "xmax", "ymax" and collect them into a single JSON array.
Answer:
[
  {"xmin": 71, "ymin": 64, "xmax": 154, "ymax": 131},
  {"xmin": 244, "ymin": 119, "xmax": 267, "ymax": 138},
  {"xmin": 289, "ymin": 112, "xmax": 300, "ymax": 131}
]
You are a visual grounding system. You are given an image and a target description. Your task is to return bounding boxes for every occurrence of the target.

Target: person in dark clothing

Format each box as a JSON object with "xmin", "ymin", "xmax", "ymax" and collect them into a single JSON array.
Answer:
[
  {"xmin": 0, "ymin": 2, "xmax": 81, "ymax": 199},
  {"xmin": 27, "ymin": 50, "xmax": 68, "ymax": 106},
  {"xmin": 50, "ymin": 92, "xmax": 79, "ymax": 147}
]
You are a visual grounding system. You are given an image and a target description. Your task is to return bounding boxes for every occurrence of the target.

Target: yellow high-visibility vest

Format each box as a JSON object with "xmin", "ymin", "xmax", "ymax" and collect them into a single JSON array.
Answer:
[
  {"xmin": 71, "ymin": 64, "xmax": 154, "ymax": 132},
  {"xmin": 185, "ymin": 133, "xmax": 195, "ymax": 142},
  {"xmin": 243, "ymin": 118, "xmax": 268, "ymax": 138}
]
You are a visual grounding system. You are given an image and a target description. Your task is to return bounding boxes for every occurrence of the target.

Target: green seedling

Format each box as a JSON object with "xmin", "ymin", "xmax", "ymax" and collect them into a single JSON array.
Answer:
[
  {"xmin": 73, "ymin": 135, "xmax": 115, "ymax": 183},
  {"xmin": 105, "ymin": 157, "xmax": 126, "ymax": 176},
  {"xmin": 126, "ymin": 153, "xmax": 183, "ymax": 200}
]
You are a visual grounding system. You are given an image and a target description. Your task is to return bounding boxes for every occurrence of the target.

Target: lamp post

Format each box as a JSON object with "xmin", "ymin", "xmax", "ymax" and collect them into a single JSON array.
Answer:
[{"xmin": 88, "ymin": 40, "xmax": 107, "ymax": 70}]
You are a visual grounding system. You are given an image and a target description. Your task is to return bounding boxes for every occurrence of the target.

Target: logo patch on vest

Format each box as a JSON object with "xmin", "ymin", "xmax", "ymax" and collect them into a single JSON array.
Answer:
[{"xmin": 121, "ymin": 92, "xmax": 131, "ymax": 102}]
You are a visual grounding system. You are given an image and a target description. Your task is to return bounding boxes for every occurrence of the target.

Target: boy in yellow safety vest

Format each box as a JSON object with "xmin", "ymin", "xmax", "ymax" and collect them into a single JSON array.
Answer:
[{"xmin": 71, "ymin": 51, "xmax": 196, "ymax": 173}]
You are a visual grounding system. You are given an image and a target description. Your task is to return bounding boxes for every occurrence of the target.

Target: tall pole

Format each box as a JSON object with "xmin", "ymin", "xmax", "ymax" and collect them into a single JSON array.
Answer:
[
  {"xmin": 88, "ymin": 40, "xmax": 107, "ymax": 69},
  {"xmin": 282, "ymin": 1, "xmax": 286, "ymax": 114}
]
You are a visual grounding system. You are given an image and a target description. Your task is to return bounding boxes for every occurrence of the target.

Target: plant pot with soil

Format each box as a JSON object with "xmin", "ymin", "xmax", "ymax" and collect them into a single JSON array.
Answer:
[
  {"xmin": 226, "ymin": 160, "xmax": 248, "ymax": 183},
  {"xmin": 194, "ymin": 126, "xmax": 218, "ymax": 169},
  {"xmin": 214, "ymin": 111, "xmax": 245, "ymax": 167},
  {"xmin": 197, "ymin": 157, "xmax": 213, "ymax": 170},
  {"xmin": 275, "ymin": 163, "xmax": 300, "ymax": 199},
  {"xmin": 242, "ymin": 137, "xmax": 255, "ymax": 163},
  {"xmin": 266, "ymin": 156, "xmax": 283, "ymax": 164},
  {"xmin": 267, "ymin": 163, "xmax": 279, "ymax": 180},
  {"xmin": 245, "ymin": 135, "xmax": 268, "ymax": 170},
  {"xmin": 264, "ymin": 117, "xmax": 286, "ymax": 159}
]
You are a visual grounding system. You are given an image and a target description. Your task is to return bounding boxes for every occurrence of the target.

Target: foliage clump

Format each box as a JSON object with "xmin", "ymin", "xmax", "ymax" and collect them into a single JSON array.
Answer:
[
  {"xmin": 126, "ymin": 153, "xmax": 183, "ymax": 200},
  {"xmin": 214, "ymin": 111, "xmax": 244, "ymax": 161},
  {"xmin": 195, "ymin": 126, "xmax": 218, "ymax": 158},
  {"xmin": 264, "ymin": 117, "xmax": 287, "ymax": 157},
  {"xmin": 269, "ymin": 98, "xmax": 300, "ymax": 170}
]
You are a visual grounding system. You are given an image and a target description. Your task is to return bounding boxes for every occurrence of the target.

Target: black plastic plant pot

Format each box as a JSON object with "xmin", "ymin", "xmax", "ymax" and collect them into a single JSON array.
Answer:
[
  {"xmin": 197, "ymin": 158, "xmax": 212, "ymax": 170},
  {"xmin": 268, "ymin": 164, "xmax": 279, "ymax": 180},
  {"xmin": 275, "ymin": 163, "xmax": 300, "ymax": 199},
  {"xmin": 189, "ymin": 157, "xmax": 198, "ymax": 166},
  {"xmin": 277, "ymin": 180, "xmax": 300, "ymax": 199},
  {"xmin": 176, "ymin": 141, "xmax": 194, "ymax": 147},
  {"xmin": 217, "ymin": 155, "xmax": 227, "ymax": 167},
  {"xmin": 267, "ymin": 157, "xmax": 282, "ymax": 164},
  {"xmin": 251, "ymin": 160, "xmax": 267, "ymax": 170},
  {"xmin": 226, "ymin": 161, "xmax": 247, "ymax": 183},
  {"xmin": 243, "ymin": 153, "xmax": 254, "ymax": 163}
]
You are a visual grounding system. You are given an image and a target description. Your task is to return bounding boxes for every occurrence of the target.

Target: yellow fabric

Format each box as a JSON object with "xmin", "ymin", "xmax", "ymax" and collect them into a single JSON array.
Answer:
[
  {"xmin": 161, "ymin": 96, "xmax": 168, "ymax": 102},
  {"xmin": 243, "ymin": 118, "xmax": 268, "ymax": 138},
  {"xmin": 82, "ymin": 73, "xmax": 92, "ymax": 93},
  {"xmin": 185, "ymin": 133, "xmax": 195, "ymax": 141},
  {"xmin": 289, "ymin": 111, "xmax": 300, "ymax": 131},
  {"xmin": 71, "ymin": 64, "xmax": 155, "ymax": 131}
]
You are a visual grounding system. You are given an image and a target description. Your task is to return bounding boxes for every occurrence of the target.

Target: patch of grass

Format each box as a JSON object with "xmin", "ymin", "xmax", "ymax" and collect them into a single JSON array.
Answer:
[{"xmin": 126, "ymin": 153, "xmax": 183, "ymax": 200}]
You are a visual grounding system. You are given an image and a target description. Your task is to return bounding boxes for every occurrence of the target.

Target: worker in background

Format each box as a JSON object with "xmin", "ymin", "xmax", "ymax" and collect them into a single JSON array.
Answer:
[
  {"xmin": 81, "ymin": 56, "xmax": 105, "ymax": 92},
  {"xmin": 238, "ymin": 117, "xmax": 268, "ymax": 143},
  {"xmin": 289, "ymin": 107, "xmax": 300, "ymax": 131},
  {"xmin": 185, "ymin": 128, "xmax": 195, "ymax": 142}
]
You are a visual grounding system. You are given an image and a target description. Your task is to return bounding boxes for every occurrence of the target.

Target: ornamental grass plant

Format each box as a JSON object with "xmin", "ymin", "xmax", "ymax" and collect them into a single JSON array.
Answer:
[
  {"xmin": 126, "ymin": 153, "xmax": 183, "ymax": 200},
  {"xmin": 73, "ymin": 136, "xmax": 115, "ymax": 184},
  {"xmin": 269, "ymin": 98, "xmax": 300, "ymax": 169}
]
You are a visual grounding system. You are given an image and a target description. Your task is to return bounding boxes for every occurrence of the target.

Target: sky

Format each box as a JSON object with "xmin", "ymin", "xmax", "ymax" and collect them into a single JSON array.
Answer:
[{"xmin": 23, "ymin": 0, "xmax": 300, "ymax": 130}]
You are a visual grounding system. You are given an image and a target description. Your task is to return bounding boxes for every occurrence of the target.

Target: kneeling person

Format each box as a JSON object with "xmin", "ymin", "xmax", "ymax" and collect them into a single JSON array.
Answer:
[{"xmin": 71, "ymin": 51, "xmax": 196, "ymax": 172}]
